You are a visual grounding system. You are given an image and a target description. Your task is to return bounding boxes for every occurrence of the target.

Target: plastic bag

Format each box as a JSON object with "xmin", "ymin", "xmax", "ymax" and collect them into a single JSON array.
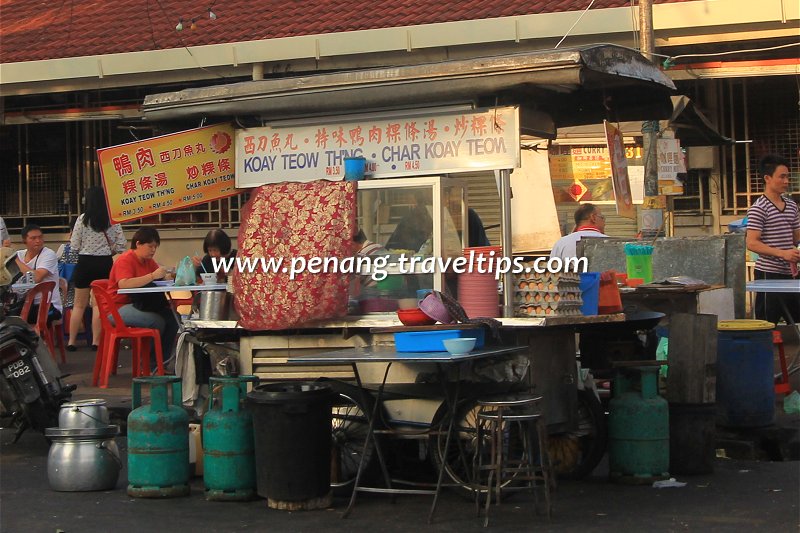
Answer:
[
  {"xmin": 656, "ymin": 336, "xmax": 669, "ymax": 378},
  {"xmin": 175, "ymin": 256, "xmax": 196, "ymax": 286},
  {"xmin": 784, "ymin": 391, "xmax": 800, "ymax": 415}
]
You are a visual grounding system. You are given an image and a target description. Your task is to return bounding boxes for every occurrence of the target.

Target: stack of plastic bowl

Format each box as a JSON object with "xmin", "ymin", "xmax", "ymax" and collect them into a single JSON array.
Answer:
[{"xmin": 458, "ymin": 246, "xmax": 502, "ymax": 318}]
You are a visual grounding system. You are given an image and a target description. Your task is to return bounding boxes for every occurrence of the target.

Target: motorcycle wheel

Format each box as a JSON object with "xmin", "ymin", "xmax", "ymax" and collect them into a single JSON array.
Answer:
[
  {"xmin": 428, "ymin": 398, "xmax": 528, "ymax": 500},
  {"xmin": 330, "ymin": 391, "xmax": 377, "ymax": 496},
  {"xmin": 548, "ymin": 389, "xmax": 608, "ymax": 480}
]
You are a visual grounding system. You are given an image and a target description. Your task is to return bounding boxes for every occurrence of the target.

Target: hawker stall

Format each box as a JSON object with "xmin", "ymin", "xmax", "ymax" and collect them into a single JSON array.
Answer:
[{"xmin": 143, "ymin": 44, "xmax": 678, "ymax": 510}]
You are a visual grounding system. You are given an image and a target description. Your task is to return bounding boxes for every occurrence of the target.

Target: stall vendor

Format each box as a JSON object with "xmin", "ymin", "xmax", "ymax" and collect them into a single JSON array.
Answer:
[
  {"xmin": 746, "ymin": 154, "xmax": 800, "ymax": 323},
  {"xmin": 550, "ymin": 203, "xmax": 608, "ymax": 261}
]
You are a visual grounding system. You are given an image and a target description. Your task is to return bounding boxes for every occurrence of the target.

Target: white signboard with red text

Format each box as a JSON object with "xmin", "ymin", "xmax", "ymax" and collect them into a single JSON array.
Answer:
[{"xmin": 235, "ymin": 106, "xmax": 520, "ymax": 186}]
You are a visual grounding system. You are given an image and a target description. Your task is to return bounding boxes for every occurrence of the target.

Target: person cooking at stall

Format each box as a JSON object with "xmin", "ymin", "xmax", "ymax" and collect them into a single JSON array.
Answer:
[
  {"xmin": 192, "ymin": 229, "xmax": 236, "ymax": 281},
  {"xmin": 550, "ymin": 203, "xmax": 608, "ymax": 261},
  {"xmin": 108, "ymin": 226, "xmax": 179, "ymax": 367},
  {"xmin": 14, "ymin": 224, "xmax": 62, "ymax": 324},
  {"xmin": 746, "ymin": 154, "xmax": 800, "ymax": 324},
  {"xmin": 385, "ymin": 191, "xmax": 433, "ymax": 254}
]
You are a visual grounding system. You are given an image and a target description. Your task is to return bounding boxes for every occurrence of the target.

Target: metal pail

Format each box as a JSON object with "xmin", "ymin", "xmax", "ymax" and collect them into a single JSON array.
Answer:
[{"xmin": 198, "ymin": 291, "xmax": 230, "ymax": 320}]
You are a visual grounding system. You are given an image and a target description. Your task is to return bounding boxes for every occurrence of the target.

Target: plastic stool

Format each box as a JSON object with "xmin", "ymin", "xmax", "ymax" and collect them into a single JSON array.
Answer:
[
  {"xmin": 773, "ymin": 330, "xmax": 791, "ymax": 395},
  {"xmin": 473, "ymin": 396, "xmax": 554, "ymax": 527}
]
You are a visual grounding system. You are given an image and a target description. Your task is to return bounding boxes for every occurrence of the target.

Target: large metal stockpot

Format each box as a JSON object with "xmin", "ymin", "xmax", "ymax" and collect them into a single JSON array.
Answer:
[
  {"xmin": 45, "ymin": 426, "xmax": 121, "ymax": 491},
  {"xmin": 58, "ymin": 399, "xmax": 110, "ymax": 429}
]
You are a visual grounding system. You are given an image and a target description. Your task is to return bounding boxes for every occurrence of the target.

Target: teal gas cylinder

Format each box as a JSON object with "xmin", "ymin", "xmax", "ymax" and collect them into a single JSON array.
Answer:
[
  {"xmin": 609, "ymin": 366, "xmax": 669, "ymax": 482},
  {"xmin": 203, "ymin": 375, "xmax": 259, "ymax": 501},
  {"xmin": 127, "ymin": 376, "xmax": 190, "ymax": 497}
]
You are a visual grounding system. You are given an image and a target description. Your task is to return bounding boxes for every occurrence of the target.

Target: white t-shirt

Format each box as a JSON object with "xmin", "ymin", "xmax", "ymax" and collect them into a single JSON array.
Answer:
[
  {"xmin": 550, "ymin": 229, "xmax": 609, "ymax": 261},
  {"xmin": 16, "ymin": 247, "xmax": 63, "ymax": 312}
]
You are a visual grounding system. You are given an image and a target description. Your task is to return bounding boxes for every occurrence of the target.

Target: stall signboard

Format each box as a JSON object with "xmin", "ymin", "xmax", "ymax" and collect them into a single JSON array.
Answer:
[
  {"xmin": 97, "ymin": 124, "xmax": 238, "ymax": 223},
  {"xmin": 235, "ymin": 106, "xmax": 520, "ymax": 186},
  {"xmin": 549, "ymin": 144, "xmax": 644, "ymax": 205},
  {"xmin": 604, "ymin": 121, "xmax": 636, "ymax": 220},
  {"xmin": 657, "ymin": 137, "xmax": 686, "ymax": 195}
]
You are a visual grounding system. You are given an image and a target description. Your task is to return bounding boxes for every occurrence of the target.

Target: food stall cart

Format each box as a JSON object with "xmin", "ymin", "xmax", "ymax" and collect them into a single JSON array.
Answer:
[{"xmin": 146, "ymin": 44, "xmax": 676, "ymax": 487}]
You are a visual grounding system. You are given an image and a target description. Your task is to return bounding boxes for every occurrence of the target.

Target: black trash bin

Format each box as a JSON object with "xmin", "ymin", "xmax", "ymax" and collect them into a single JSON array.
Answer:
[{"xmin": 247, "ymin": 382, "xmax": 334, "ymax": 510}]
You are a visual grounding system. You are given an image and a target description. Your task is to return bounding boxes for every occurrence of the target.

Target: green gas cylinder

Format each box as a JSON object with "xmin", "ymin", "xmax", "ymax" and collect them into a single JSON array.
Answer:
[
  {"xmin": 203, "ymin": 375, "xmax": 259, "ymax": 501},
  {"xmin": 609, "ymin": 366, "xmax": 669, "ymax": 482},
  {"xmin": 127, "ymin": 376, "xmax": 190, "ymax": 497}
]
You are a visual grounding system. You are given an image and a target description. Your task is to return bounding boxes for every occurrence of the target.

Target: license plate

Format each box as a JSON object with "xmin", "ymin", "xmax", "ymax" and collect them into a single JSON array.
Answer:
[{"xmin": 4, "ymin": 360, "xmax": 32, "ymax": 380}]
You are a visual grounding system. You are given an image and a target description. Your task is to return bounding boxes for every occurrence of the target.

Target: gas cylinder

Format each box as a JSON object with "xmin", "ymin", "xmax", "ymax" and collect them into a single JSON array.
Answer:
[
  {"xmin": 127, "ymin": 376, "xmax": 190, "ymax": 497},
  {"xmin": 203, "ymin": 375, "xmax": 259, "ymax": 501},
  {"xmin": 609, "ymin": 365, "xmax": 669, "ymax": 482}
]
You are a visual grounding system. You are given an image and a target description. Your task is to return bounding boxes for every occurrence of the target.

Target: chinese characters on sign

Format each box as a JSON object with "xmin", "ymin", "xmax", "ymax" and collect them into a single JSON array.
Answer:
[
  {"xmin": 98, "ymin": 124, "xmax": 238, "ymax": 223},
  {"xmin": 656, "ymin": 137, "xmax": 686, "ymax": 195},
  {"xmin": 235, "ymin": 107, "xmax": 520, "ymax": 186}
]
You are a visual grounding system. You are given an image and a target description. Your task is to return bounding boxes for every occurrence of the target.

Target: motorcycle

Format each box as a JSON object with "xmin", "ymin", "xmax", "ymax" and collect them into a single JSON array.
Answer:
[{"xmin": 0, "ymin": 248, "xmax": 74, "ymax": 441}]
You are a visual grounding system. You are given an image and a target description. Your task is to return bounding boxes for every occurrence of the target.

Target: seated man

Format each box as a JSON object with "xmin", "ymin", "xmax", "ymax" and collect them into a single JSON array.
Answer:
[{"xmin": 14, "ymin": 224, "xmax": 62, "ymax": 324}]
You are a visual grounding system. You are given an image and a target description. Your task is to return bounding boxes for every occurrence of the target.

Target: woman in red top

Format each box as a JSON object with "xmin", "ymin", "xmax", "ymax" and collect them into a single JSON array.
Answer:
[{"xmin": 108, "ymin": 227, "xmax": 178, "ymax": 367}]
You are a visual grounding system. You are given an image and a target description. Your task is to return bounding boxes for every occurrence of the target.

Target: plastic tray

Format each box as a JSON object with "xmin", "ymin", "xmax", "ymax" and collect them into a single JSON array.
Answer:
[{"xmin": 394, "ymin": 328, "xmax": 486, "ymax": 352}]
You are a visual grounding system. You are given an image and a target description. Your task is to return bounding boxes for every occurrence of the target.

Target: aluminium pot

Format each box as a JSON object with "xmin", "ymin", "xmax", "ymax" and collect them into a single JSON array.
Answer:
[
  {"xmin": 58, "ymin": 399, "xmax": 110, "ymax": 429},
  {"xmin": 45, "ymin": 426, "xmax": 121, "ymax": 491}
]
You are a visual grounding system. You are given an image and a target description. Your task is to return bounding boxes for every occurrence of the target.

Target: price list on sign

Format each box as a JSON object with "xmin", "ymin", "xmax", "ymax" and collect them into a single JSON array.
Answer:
[{"xmin": 98, "ymin": 124, "xmax": 239, "ymax": 223}]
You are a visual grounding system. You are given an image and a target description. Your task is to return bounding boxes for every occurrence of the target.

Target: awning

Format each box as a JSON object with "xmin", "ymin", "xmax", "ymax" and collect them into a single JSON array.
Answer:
[
  {"xmin": 554, "ymin": 95, "xmax": 733, "ymax": 146},
  {"xmin": 142, "ymin": 44, "xmax": 676, "ymax": 135}
]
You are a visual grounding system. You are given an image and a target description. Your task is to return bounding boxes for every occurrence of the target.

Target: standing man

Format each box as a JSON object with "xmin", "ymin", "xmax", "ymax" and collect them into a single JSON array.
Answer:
[
  {"xmin": 551, "ymin": 203, "xmax": 609, "ymax": 261},
  {"xmin": 15, "ymin": 224, "xmax": 63, "ymax": 322},
  {"xmin": 746, "ymin": 154, "xmax": 800, "ymax": 324}
]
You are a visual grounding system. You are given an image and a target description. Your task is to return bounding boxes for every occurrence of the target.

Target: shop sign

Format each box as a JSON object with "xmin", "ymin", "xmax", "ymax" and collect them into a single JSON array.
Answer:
[
  {"xmin": 604, "ymin": 121, "xmax": 636, "ymax": 220},
  {"xmin": 657, "ymin": 138, "xmax": 686, "ymax": 195},
  {"xmin": 235, "ymin": 106, "xmax": 520, "ymax": 187},
  {"xmin": 98, "ymin": 124, "xmax": 238, "ymax": 223},
  {"xmin": 549, "ymin": 144, "xmax": 643, "ymax": 205}
]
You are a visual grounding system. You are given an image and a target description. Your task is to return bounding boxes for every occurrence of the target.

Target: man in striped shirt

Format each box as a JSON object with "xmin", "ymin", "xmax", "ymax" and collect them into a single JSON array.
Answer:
[{"xmin": 746, "ymin": 154, "xmax": 800, "ymax": 324}]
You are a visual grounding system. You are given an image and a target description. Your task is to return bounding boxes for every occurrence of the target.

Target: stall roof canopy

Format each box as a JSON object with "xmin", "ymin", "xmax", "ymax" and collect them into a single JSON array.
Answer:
[
  {"xmin": 555, "ymin": 95, "xmax": 734, "ymax": 146},
  {"xmin": 142, "ymin": 44, "xmax": 676, "ymax": 134}
]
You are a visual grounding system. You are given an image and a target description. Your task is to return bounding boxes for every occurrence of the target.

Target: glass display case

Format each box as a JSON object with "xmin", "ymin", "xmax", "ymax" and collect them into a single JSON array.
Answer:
[{"xmin": 352, "ymin": 176, "xmax": 468, "ymax": 314}]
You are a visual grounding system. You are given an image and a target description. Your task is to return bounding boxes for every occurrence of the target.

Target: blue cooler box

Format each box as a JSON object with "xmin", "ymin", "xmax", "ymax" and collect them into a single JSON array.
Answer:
[{"xmin": 394, "ymin": 329, "xmax": 485, "ymax": 352}]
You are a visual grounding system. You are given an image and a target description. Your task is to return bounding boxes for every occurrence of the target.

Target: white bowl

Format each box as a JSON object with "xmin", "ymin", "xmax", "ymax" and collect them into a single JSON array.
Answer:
[{"xmin": 442, "ymin": 337, "xmax": 477, "ymax": 355}]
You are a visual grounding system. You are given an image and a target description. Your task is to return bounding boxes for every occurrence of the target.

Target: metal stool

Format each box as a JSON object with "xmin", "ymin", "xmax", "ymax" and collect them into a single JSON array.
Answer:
[{"xmin": 473, "ymin": 396, "xmax": 554, "ymax": 527}]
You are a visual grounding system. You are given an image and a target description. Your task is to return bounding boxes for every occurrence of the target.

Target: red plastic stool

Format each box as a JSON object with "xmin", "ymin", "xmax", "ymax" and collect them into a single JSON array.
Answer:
[{"xmin": 772, "ymin": 330, "xmax": 791, "ymax": 395}]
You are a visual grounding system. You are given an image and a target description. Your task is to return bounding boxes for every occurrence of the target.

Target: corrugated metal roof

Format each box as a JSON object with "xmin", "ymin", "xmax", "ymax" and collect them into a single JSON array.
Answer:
[{"xmin": 0, "ymin": 0, "xmax": 692, "ymax": 63}]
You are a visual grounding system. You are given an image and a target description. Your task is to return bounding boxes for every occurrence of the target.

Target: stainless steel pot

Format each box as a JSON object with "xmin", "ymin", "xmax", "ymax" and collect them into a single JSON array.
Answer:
[
  {"xmin": 45, "ymin": 426, "xmax": 121, "ymax": 491},
  {"xmin": 198, "ymin": 291, "xmax": 230, "ymax": 320},
  {"xmin": 58, "ymin": 399, "xmax": 109, "ymax": 429}
]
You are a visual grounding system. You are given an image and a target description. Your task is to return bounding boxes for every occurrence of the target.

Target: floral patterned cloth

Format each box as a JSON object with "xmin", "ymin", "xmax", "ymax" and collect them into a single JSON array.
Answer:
[{"xmin": 233, "ymin": 180, "xmax": 357, "ymax": 330}]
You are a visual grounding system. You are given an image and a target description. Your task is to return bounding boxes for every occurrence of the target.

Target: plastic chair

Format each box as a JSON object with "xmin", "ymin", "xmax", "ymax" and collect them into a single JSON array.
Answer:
[
  {"xmin": 60, "ymin": 276, "xmax": 93, "ymax": 347},
  {"xmin": 90, "ymin": 280, "xmax": 165, "ymax": 389},
  {"xmin": 169, "ymin": 290, "xmax": 194, "ymax": 316},
  {"xmin": 19, "ymin": 281, "xmax": 59, "ymax": 362},
  {"xmin": 773, "ymin": 330, "xmax": 791, "ymax": 395}
]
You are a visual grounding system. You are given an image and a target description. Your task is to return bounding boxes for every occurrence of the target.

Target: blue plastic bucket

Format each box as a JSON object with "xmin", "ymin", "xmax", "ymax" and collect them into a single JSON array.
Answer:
[
  {"xmin": 344, "ymin": 157, "xmax": 366, "ymax": 181},
  {"xmin": 716, "ymin": 324, "xmax": 775, "ymax": 427},
  {"xmin": 579, "ymin": 272, "xmax": 600, "ymax": 316}
]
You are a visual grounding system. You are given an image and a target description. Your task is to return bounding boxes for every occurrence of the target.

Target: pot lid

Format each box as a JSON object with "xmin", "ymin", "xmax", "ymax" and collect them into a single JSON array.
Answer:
[
  {"xmin": 60, "ymin": 399, "xmax": 107, "ymax": 409},
  {"xmin": 45, "ymin": 425, "xmax": 119, "ymax": 439}
]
